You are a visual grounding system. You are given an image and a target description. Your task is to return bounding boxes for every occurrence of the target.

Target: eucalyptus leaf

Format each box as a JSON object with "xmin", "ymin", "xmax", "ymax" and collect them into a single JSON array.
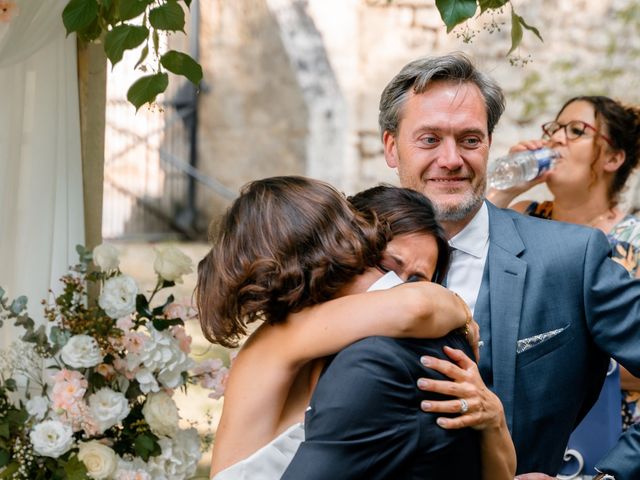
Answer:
[
  {"xmin": 105, "ymin": 24, "xmax": 149, "ymax": 66},
  {"xmin": 62, "ymin": 0, "xmax": 99, "ymax": 34},
  {"xmin": 435, "ymin": 0, "xmax": 477, "ymax": 33},
  {"xmin": 149, "ymin": 2, "xmax": 185, "ymax": 32},
  {"xmin": 4, "ymin": 379, "xmax": 16, "ymax": 392},
  {"xmin": 183, "ymin": 0, "xmax": 192, "ymax": 7},
  {"xmin": 127, "ymin": 73, "xmax": 169, "ymax": 110},
  {"xmin": 160, "ymin": 50, "xmax": 203, "ymax": 85},
  {"xmin": 50, "ymin": 326, "xmax": 71, "ymax": 348},
  {"xmin": 9, "ymin": 296, "xmax": 27, "ymax": 316}
]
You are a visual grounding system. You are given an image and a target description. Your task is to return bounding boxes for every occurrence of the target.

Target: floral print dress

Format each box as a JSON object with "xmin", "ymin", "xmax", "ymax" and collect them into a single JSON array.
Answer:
[{"xmin": 525, "ymin": 200, "xmax": 640, "ymax": 429}]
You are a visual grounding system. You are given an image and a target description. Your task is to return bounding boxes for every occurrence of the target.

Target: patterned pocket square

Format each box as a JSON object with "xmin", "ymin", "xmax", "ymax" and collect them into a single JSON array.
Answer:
[{"xmin": 516, "ymin": 327, "xmax": 567, "ymax": 354}]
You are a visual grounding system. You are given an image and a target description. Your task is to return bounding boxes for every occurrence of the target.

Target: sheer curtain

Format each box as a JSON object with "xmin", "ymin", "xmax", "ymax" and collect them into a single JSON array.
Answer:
[{"xmin": 0, "ymin": 0, "xmax": 84, "ymax": 348}]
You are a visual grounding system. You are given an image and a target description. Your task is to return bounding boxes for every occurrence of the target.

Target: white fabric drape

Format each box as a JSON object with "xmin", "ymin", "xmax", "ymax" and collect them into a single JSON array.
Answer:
[{"xmin": 0, "ymin": 0, "xmax": 84, "ymax": 347}]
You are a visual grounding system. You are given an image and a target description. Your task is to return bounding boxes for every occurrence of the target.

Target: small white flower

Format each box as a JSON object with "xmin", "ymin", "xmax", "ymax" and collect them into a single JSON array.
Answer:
[
  {"xmin": 99, "ymin": 275, "xmax": 138, "ymax": 319},
  {"xmin": 153, "ymin": 246, "xmax": 193, "ymax": 283},
  {"xmin": 26, "ymin": 395, "xmax": 49, "ymax": 421},
  {"xmin": 78, "ymin": 440, "xmax": 118, "ymax": 479},
  {"xmin": 142, "ymin": 391, "xmax": 179, "ymax": 437},
  {"xmin": 93, "ymin": 243, "xmax": 120, "ymax": 271},
  {"xmin": 88, "ymin": 388, "xmax": 130, "ymax": 433},
  {"xmin": 60, "ymin": 334, "xmax": 103, "ymax": 368},
  {"xmin": 30, "ymin": 419, "xmax": 74, "ymax": 458}
]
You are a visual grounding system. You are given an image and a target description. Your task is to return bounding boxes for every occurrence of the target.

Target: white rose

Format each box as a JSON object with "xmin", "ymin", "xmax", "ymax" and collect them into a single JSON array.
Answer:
[
  {"xmin": 30, "ymin": 420, "xmax": 74, "ymax": 458},
  {"xmin": 88, "ymin": 388, "xmax": 131, "ymax": 433},
  {"xmin": 142, "ymin": 391, "xmax": 179, "ymax": 437},
  {"xmin": 60, "ymin": 334, "xmax": 103, "ymax": 368},
  {"xmin": 26, "ymin": 395, "xmax": 49, "ymax": 421},
  {"xmin": 78, "ymin": 441, "xmax": 118, "ymax": 479},
  {"xmin": 153, "ymin": 246, "xmax": 193, "ymax": 283},
  {"xmin": 99, "ymin": 275, "xmax": 138, "ymax": 319},
  {"xmin": 93, "ymin": 244, "xmax": 120, "ymax": 271}
]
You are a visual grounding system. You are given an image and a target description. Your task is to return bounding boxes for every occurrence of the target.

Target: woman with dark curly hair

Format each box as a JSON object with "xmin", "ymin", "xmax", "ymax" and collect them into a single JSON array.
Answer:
[
  {"xmin": 488, "ymin": 95, "xmax": 640, "ymax": 476},
  {"xmin": 198, "ymin": 176, "xmax": 514, "ymax": 479}
]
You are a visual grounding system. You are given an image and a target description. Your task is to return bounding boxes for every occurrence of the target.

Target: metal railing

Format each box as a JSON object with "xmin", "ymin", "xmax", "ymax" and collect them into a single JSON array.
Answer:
[{"xmin": 103, "ymin": 89, "xmax": 235, "ymax": 241}]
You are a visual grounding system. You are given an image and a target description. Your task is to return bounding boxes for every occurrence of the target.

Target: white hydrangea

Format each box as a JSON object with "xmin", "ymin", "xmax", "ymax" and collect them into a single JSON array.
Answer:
[
  {"xmin": 127, "ymin": 327, "xmax": 194, "ymax": 391},
  {"xmin": 114, "ymin": 456, "xmax": 151, "ymax": 480},
  {"xmin": 88, "ymin": 388, "xmax": 131, "ymax": 433},
  {"xmin": 60, "ymin": 335, "xmax": 103, "ymax": 369},
  {"xmin": 30, "ymin": 419, "xmax": 74, "ymax": 458},
  {"xmin": 146, "ymin": 428, "xmax": 201, "ymax": 480},
  {"xmin": 99, "ymin": 275, "xmax": 138, "ymax": 319}
]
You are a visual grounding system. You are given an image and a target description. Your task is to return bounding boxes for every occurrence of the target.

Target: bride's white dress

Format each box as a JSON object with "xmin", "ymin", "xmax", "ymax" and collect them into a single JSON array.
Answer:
[
  {"xmin": 211, "ymin": 273, "xmax": 403, "ymax": 479},
  {"xmin": 211, "ymin": 423, "xmax": 304, "ymax": 480}
]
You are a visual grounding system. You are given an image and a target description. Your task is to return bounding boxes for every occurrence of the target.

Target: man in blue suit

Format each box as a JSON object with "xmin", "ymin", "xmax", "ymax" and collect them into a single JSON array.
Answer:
[
  {"xmin": 379, "ymin": 53, "xmax": 640, "ymax": 478},
  {"xmin": 281, "ymin": 333, "xmax": 482, "ymax": 479}
]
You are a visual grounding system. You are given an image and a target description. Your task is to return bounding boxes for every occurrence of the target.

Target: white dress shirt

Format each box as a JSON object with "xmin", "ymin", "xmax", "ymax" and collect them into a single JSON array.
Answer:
[{"xmin": 446, "ymin": 203, "xmax": 490, "ymax": 315}]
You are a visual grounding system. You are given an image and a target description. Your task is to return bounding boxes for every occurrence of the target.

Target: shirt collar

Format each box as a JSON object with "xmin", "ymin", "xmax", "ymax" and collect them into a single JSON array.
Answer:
[{"xmin": 448, "ymin": 202, "xmax": 489, "ymax": 258}]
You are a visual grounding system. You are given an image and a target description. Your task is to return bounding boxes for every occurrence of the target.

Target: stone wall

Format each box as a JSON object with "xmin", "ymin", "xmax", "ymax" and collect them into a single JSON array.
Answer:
[{"xmin": 196, "ymin": 0, "xmax": 640, "ymax": 224}]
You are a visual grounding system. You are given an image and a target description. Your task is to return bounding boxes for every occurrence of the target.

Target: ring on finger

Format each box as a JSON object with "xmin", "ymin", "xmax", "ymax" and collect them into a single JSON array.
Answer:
[{"xmin": 459, "ymin": 398, "xmax": 469, "ymax": 414}]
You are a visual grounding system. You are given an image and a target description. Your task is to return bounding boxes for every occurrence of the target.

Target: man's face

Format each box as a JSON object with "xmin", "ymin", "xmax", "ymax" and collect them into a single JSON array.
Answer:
[{"xmin": 383, "ymin": 81, "xmax": 491, "ymax": 225}]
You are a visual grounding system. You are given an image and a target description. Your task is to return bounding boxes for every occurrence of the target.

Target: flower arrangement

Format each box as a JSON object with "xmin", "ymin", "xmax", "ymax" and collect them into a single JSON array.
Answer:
[{"xmin": 0, "ymin": 244, "xmax": 228, "ymax": 479}]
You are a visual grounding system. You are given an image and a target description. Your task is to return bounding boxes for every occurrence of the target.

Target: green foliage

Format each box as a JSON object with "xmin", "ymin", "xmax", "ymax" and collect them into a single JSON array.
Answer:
[
  {"xmin": 436, "ymin": 0, "xmax": 477, "ymax": 33},
  {"xmin": 127, "ymin": 72, "xmax": 169, "ymax": 110},
  {"xmin": 62, "ymin": 0, "xmax": 200, "ymax": 109},
  {"xmin": 435, "ymin": 0, "xmax": 542, "ymax": 54},
  {"xmin": 161, "ymin": 50, "xmax": 203, "ymax": 85},
  {"xmin": 63, "ymin": 455, "xmax": 90, "ymax": 480}
]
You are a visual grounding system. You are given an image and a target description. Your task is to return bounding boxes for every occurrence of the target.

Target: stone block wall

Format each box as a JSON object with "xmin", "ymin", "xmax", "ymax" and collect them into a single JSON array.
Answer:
[{"xmin": 196, "ymin": 0, "xmax": 640, "ymax": 225}]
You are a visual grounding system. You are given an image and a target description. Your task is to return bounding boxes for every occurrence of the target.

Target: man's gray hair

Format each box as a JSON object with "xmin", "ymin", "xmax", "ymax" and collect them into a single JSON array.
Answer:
[{"xmin": 378, "ymin": 53, "xmax": 505, "ymax": 138}]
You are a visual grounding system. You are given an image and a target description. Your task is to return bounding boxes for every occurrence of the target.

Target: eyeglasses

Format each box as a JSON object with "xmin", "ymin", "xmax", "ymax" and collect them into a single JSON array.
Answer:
[{"xmin": 541, "ymin": 120, "xmax": 613, "ymax": 147}]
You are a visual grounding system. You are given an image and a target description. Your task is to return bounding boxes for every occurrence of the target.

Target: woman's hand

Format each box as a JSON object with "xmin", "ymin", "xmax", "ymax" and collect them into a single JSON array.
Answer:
[{"xmin": 418, "ymin": 346, "xmax": 503, "ymax": 430}]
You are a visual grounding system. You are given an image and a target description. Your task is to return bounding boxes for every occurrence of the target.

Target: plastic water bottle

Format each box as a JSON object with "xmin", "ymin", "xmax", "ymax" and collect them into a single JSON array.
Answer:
[{"xmin": 488, "ymin": 148, "xmax": 560, "ymax": 190}]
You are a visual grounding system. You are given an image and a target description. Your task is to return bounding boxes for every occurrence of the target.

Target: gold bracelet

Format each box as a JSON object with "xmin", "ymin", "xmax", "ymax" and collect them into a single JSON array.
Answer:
[{"xmin": 453, "ymin": 292, "xmax": 472, "ymax": 338}]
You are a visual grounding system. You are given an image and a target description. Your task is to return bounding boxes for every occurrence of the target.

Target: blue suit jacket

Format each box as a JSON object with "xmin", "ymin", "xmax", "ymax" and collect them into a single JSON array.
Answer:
[
  {"xmin": 281, "ymin": 333, "xmax": 481, "ymax": 479},
  {"xmin": 481, "ymin": 202, "xmax": 640, "ymax": 476}
]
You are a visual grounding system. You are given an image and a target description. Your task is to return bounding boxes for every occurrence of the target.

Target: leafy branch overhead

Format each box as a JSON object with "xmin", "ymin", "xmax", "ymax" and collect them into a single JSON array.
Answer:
[
  {"xmin": 435, "ymin": 0, "xmax": 542, "ymax": 54},
  {"xmin": 62, "ymin": 0, "xmax": 202, "ymax": 110}
]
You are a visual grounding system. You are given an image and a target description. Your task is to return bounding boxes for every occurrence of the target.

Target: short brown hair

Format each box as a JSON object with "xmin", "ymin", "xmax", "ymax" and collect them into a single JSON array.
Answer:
[
  {"xmin": 379, "ymin": 53, "xmax": 505, "ymax": 138},
  {"xmin": 196, "ymin": 176, "xmax": 389, "ymax": 347}
]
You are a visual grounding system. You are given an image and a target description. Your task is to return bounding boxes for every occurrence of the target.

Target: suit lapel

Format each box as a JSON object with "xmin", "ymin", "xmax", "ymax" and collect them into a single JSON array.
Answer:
[{"xmin": 484, "ymin": 203, "xmax": 527, "ymax": 432}]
